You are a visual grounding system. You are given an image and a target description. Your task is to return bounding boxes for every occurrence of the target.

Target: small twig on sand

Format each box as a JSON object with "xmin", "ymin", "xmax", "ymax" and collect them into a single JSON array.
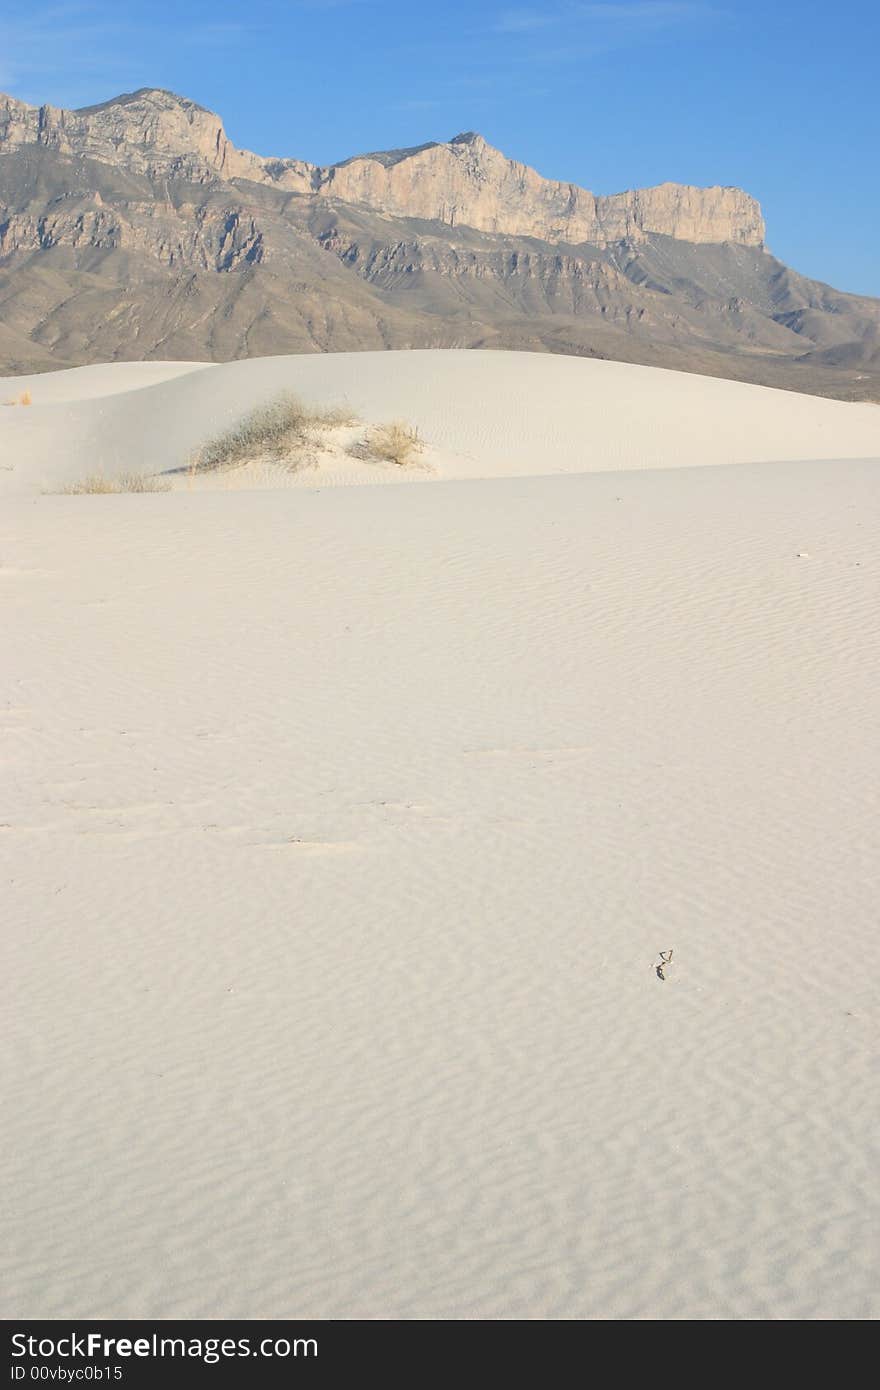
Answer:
[{"xmin": 655, "ymin": 948, "xmax": 674, "ymax": 981}]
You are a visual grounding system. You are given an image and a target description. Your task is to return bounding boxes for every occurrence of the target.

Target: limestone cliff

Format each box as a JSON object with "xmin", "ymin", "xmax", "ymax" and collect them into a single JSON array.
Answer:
[
  {"xmin": 0, "ymin": 88, "xmax": 764, "ymax": 248},
  {"xmin": 0, "ymin": 89, "xmax": 270, "ymax": 185},
  {"xmin": 321, "ymin": 133, "xmax": 765, "ymax": 247},
  {"xmin": 4, "ymin": 85, "xmax": 877, "ymax": 400}
]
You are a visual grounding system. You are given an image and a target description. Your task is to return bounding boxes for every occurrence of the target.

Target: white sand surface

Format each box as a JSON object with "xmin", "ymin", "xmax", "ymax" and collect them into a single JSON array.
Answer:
[
  {"xmin": 1, "ymin": 350, "xmax": 879, "ymax": 494},
  {"xmin": 1, "ymin": 351, "xmax": 878, "ymax": 1320},
  {"xmin": 2, "ymin": 360, "xmax": 213, "ymax": 404}
]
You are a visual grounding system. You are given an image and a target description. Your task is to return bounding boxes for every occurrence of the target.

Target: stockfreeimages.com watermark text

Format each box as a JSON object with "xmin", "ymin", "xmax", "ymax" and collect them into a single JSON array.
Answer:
[{"xmin": 11, "ymin": 1331, "xmax": 317, "ymax": 1374}]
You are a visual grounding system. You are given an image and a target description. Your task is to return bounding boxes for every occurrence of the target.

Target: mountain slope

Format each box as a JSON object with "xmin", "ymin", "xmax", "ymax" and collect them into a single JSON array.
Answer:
[{"xmin": 1, "ymin": 87, "xmax": 878, "ymax": 398}]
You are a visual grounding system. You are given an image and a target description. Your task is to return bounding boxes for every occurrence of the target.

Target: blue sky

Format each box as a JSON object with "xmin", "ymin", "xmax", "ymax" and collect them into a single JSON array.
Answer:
[{"xmin": 1, "ymin": 0, "xmax": 877, "ymax": 294}]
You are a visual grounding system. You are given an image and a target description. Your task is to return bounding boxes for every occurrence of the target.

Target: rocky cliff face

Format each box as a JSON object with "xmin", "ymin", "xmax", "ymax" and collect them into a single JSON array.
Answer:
[
  {"xmin": 2, "ymin": 86, "xmax": 877, "ymax": 399},
  {"xmin": 0, "ymin": 88, "xmax": 764, "ymax": 248},
  {"xmin": 321, "ymin": 133, "xmax": 765, "ymax": 247},
  {"xmin": 0, "ymin": 89, "xmax": 270, "ymax": 185},
  {"xmin": 0, "ymin": 194, "xmax": 265, "ymax": 271}
]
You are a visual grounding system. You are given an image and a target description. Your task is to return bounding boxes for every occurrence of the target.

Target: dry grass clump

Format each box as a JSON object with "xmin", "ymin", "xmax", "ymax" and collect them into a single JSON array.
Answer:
[
  {"xmin": 314, "ymin": 403, "xmax": 358, "ymax": 429},
  {"xmin": 3, "ymin": 390, "xmax": 33, "ymax": 406},
  {"xmin": 190, "ymin": 392, "xmax": 356, "ymax": 474},
  {"xmin": 58, "ymin": 472, "xmax": 171, "ymax": 494},
  {"xmin": 117, "ymin": 471, "xmax": 171, "ymax": 493},
  {"xmin": 361, "ymin": 420, "xmax": 424, "ymax": 467}
]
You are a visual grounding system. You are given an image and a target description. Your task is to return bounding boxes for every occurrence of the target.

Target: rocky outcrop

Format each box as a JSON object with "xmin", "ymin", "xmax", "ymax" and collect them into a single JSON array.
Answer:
[
  {"xmin": 0, "ymin": 88, "xmax": 765, "ymax": 248},
  {"xmin": 0, "ymin": 196, "xmax": 265, "ymax": 271},
  {"xmin": 3, "ymin": 85, "xmax": 878, "ymax": 399},
  {"xmin": 319, "ymin": 133, "xmax": 765, "ymax": 247},
  {"xmin": 0, "ymin": 89, "xmax": 268, "ymax": 185}
]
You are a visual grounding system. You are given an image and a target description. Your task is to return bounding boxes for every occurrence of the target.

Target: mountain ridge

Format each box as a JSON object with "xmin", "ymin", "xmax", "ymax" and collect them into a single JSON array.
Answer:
[
  {"xmin": 0, "ymin": 87, "xmax": 766, "ymax": 247},
  {"xmin": 1, "ymin": 85, "xmax": 878, "ymax": 401}
]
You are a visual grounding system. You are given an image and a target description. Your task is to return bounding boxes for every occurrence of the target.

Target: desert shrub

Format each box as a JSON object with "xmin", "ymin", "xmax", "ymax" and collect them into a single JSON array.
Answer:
[
  {"xmin": 363, "ymin": 420, "xmax": 424, "ymax": 467},
  {"xmin": 190, "ymin": 392, "xmax": 356, "ymax": 474},
  {"xmin": 116, "ymin": 472, "xmax": 171, "ymax": 493},
  {"xmin": 59, "ymin": 474, "xmax": 119, "ymax": 494},
  {"xmin": 58, "ymin": 472, "xmax": 170, "ymax": 494},
  {"xmin": 312, "ymin": 403, "xmax": 358, "ymax": 428}
]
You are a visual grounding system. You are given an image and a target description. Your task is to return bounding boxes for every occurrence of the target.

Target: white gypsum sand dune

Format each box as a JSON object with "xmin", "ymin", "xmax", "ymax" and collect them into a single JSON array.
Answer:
[
  {"xmin": 1, "ymin": 350, "xmax": 878, "ymax": 1320},
  {"xmin": 1, "ymin": 350, "xmax": 879, "ymax": 495}
]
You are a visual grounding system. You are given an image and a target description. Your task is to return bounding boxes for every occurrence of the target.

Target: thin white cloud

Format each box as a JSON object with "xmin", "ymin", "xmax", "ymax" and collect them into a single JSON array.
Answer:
[
  {"xmin": 492, "ymin": 0, "xmax": 715, "ymax": 38},
  {"xmin": 399, "ymin": 2, "xmax": 720, "ymax": 119},
  {"xmin": 0, "ymin": 2, "xmax": 247, "ymax": 104},
  {"xmin": 290, "ymin": 0, "xmax": 373, "ymax": 9},
  {"xmin": 494, "ymin": 8, "xmax": 556, "ymax": 32},
  {"xmin": 577, "ymin": 2, "xmax": 707, "ymax": 16}
]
